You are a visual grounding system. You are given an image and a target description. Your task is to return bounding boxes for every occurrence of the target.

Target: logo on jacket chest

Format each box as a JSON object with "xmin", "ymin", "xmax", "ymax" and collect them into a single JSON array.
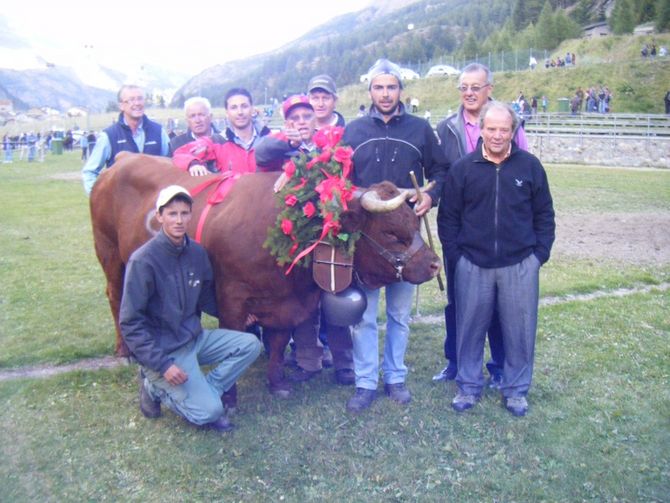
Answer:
[{"xmin": 515, "ymin": 178, "xmax": 524, "ymax": 187}]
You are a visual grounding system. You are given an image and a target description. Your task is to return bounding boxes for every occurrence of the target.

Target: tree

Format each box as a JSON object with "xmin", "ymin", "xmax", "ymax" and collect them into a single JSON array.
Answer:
[
  {"xmin": 637, "ymin": 0, "xmax": 656, "ymax": 23},
  {"xmin": 512, "ymin": 0, "xmax": 529, "ymax": 30},
  {"xmin": 610, "ymin": 0, "xmax": 636, "ymax": 34},
  {"xmin": 571, "ymin": 0, "xmax": 593, "ymax": 24},
  {"xmin": 657, "ymin": 0, "xmax": 670, "ymax": 31},
  {"xmin": 536, "ymin": 1, "xmax": 558, "ymax": 49},
  {"xmin": 460, "ymin": 31, "xmax": 480, "ymax": 59}
]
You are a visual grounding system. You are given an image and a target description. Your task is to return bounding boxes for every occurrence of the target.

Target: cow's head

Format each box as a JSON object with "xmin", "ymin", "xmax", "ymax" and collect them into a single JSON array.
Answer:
[{"xmin": 341, "ymin": 181, "xmax": 441, "ymax": 289}]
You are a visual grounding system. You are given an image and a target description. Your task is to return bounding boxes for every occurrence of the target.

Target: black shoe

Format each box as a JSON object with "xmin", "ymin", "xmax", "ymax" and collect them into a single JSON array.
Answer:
[
  {"xmin": 206, "ymin": 414, "xmax": 235, "ymax": 433},
  {"xmin": 335, "ymin": 368, "xmax": 355, "ymax": 386},
  {"xmin": 346, "ymin": 387, "xmax": 376, "ymax": 413},
  {"xmin": 384, "ymin": 382, "xmax": 412, "ymax": 404},
  {"xmin": 288, "ymin": 366, "xmax": 321, "ymax": 382},
  {"xmin": 487, "ymin": 373, "xmax": 503, "ymax": 389},
  {"xmin": 432, "ymin": 362, "xmax": 457, "ymax": 381},
  {"xmin": 138, "ymin": 370, "xmax": 161, "ymax": 419},
  {"xmin": 505, "ymin": 396, "xmax": 528, "ymax": 417},
  {"xmin": 451, "ymin": 392, "xmax": 480, "ymax": 412}
]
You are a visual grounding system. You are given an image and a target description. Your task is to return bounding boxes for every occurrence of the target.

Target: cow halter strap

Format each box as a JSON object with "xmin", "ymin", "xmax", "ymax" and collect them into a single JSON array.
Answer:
[{"xmin": 360, "ymin": 230, "xmax": 425, "ymax": 281}]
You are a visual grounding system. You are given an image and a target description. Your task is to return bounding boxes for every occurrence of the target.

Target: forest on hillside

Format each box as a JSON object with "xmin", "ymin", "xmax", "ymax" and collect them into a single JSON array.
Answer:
[{"xmin": 176, "ymin": 0, "xmax": 670, "ymax": 107}]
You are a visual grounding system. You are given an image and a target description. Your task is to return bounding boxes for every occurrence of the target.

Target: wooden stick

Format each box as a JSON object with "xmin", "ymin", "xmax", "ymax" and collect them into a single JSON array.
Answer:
[{"xmin": 409, "ymin": 171, "xmax": 444, "ymax": 291}]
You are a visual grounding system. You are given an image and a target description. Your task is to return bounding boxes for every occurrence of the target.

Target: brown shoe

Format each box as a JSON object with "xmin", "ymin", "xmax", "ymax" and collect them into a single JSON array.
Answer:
[
  {"xmin": 138, "ymin": 370, "xmax": 161, "ymax": 419},
  {"xmin": 384, "ymin": 382, "xmax": 411, "ymax": 404}
]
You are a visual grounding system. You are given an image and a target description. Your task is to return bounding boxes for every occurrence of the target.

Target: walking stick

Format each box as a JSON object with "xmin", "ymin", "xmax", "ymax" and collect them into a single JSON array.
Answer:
[{"xmin": 409, "ymin": 171, "xmax": 444, "ymax": 292}]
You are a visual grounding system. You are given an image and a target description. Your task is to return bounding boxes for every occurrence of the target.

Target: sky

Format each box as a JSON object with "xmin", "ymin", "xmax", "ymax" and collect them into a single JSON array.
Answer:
[{"xmin": 1, "ymin": 0, "xmax": 368, "ymax": 76}]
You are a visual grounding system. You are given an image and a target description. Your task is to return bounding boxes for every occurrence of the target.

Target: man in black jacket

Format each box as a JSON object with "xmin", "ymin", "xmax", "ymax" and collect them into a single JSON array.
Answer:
[
  {"xmin": 120, "ymin": 185, "xmax": 261, "ymax": 432},
  {"xmin": 342, "ymin": 58, "xmax": 447, "ymax": 413},
  {"xmin": 434, "ymin": 63, "xmax": 529, "ymax": 385},
  {"xmin": 438, "ymin": 101, "xmax": 555, "ymax": 417}
]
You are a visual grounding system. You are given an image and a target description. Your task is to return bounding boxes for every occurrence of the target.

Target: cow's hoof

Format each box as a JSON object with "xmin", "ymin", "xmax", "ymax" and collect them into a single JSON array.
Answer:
[{"xmin": 269, "ymin": 382, "xmax": 292, "ymax": 399}]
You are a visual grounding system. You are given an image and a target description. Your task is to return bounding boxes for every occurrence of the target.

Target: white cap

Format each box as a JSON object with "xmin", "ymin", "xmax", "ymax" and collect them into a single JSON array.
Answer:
[{"xmin": 155, "ymin": 185, "xmax": 193, "ymax": 212}]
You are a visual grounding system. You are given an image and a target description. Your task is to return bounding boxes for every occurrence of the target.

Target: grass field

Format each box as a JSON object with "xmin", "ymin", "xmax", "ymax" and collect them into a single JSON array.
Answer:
[{"xmin": 0, "ymin": 152, "xmax": 668, "ymax": 501}]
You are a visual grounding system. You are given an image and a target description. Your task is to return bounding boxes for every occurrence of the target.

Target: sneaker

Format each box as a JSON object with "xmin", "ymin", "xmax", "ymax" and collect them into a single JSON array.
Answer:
[
  {"xmin": 138, "ymin": 370, "xmax": 161, "ymax": 419},
  {"xmin": 432, "ymin": 362, "xmax": 457, "ymax": 381},
  {"xmin": 205, "ymin": 414, "xmax": 235, "ymax": 433},
  {"xmin": 384, "ymin": 382, "xmax": 412, "ymax": 404},
  {"xmin": 346, "ymin": 387, "xmax": 376, "ymax": 413},
  {"xmin": 288, "ymin": 366, "xmax": 321, "ymax": 382},
  {"xmin": 335, "ymin": 368, "xmax": 356, "ymax": 386},
  {"xmin": 322, "ymin": 347, "xmax": 334, "ymax": 368},
  {"xmin": 451, "ymin": 392, "xmax": 480, "ymax": 412},
  {"xmin": 487, "ymin": 373, "xmax": 503, "ymax": 390},
  {"xmin": 505, "ymin": 396, "xmax": 528, "ymax": 417}
]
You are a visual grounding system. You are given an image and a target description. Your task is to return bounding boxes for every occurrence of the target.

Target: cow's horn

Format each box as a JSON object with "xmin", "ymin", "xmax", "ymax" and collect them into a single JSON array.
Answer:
[{"xmin": 360, "ymin": 189, "xmax": 409, "ymax": 213}]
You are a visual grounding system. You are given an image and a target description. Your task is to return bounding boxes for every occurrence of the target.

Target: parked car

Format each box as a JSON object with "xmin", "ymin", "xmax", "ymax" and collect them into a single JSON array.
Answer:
[
  {"xmin": 400, "ymin": 68, "xmax": 421, "ymax": 80},
  {"xmin": 425, "ymin": 64, "xmax": 460, "ymax": 77}
]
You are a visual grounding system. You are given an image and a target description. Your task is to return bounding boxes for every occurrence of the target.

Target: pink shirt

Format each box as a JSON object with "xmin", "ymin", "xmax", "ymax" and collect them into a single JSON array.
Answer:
[{"xmin": 463, "ymin": 116, "xmax": 529, "ymax": 153}]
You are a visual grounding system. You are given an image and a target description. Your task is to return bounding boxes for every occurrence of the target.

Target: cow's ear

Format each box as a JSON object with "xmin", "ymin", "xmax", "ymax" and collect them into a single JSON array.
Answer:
[{"xmin": 340, "ymin": 209, "xmax": 365, "ymax": 233}]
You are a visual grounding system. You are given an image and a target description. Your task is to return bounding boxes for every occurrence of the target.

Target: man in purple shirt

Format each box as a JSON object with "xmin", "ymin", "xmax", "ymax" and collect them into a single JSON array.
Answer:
[{"xmin": 434, "ymin": 63, "xmax": 529, "ymax": 385}]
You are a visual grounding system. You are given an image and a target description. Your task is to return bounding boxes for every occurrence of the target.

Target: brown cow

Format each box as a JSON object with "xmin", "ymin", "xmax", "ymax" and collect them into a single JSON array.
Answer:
[{"xmin": 90, "ymin": 152, "xmax": 441, "ymax": 397}]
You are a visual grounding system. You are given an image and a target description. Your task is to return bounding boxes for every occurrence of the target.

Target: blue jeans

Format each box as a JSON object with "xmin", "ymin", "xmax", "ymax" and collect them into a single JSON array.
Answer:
[
  {"xmin": 454, "ymin": 255, "xmax": 540, "ymax": 398},
  {"xmin": 142, "ymin": 328, "xmax": 261, "ymax": 425},
  {"xmin": 352, "ymin": 281, "xmax": 415, "ymax": 390}
]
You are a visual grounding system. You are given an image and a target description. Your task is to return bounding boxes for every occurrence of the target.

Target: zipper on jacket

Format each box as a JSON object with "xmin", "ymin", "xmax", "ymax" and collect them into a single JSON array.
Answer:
[{"xmin": 494, "ymin": 164, "xmax": 500, "ymax": 259}]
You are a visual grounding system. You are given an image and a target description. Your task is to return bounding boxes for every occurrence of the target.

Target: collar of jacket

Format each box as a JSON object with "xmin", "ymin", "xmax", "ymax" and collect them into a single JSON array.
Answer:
[
  {"xmin": 472, "ymin": 137, "xmax": 520, "ymax": 164},
  {"xmin": 157, "ymin": 228, "xmax": 190, "ymax": 256},
  {"xmin": 224, "ymin": 118, "xmax": 270, "ymax": 142},
  {"xmin": 116, "ymin": 112, "xmax": 146, "ymax": 131}
]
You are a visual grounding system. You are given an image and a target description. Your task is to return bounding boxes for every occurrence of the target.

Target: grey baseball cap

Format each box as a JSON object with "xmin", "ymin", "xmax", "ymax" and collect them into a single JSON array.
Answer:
[{"xmin": 307, "ymin": 74, "xmax": 337, "ymax": 96}]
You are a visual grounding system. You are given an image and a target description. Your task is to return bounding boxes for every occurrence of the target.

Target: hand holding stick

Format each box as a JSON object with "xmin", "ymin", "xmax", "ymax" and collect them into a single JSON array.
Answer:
[{"xmin": 409, "ymin": 171, "xmax": 444, "ymax": 291}]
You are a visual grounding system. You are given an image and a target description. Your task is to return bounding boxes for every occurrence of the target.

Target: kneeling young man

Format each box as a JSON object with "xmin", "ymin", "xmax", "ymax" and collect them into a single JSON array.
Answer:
[{"xmin": 120, "ymin": 185, "xmax": 262, "ymax": 432}]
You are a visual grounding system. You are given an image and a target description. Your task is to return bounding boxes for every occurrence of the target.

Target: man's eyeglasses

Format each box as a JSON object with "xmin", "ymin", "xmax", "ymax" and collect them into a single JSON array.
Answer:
[
  {"xmin": 456, "ymin": 84, "xmax": 490, "ymax": 94},
  {"xmin": 287, "ymin": 113, "xmax": 314, "ymax": 122},
  {"xmin": 121, "ymin": 96, "xmax": 145, "ymax": 104}
]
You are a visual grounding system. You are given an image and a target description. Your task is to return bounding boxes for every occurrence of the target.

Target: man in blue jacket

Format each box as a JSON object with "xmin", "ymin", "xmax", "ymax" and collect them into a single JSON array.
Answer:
[
  {"xmin": 82, "ymin": 84, "xmax": 170, "ymax": 195},
  {"xmin": 438, "ymin": 101, "xmax": 555, "ymax": 417},
  {"xmin": 120, "ymin": 185, "xmax": 262, "ymax": 432},
  {"xmin": 342, "ymin": 59, "xmax": 448, "ymax": 413}
]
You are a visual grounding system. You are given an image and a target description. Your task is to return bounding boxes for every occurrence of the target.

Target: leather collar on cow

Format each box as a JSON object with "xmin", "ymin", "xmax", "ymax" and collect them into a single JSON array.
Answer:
[{"xmin": 359, "ymin": 230, "xmax": 425, "ymax": 284}]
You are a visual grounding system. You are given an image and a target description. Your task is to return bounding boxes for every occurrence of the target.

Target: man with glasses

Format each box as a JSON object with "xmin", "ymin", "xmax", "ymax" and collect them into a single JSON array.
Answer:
[
  {"xmin": 434, "ymin": 63, "xmax": 528, "ymax": 385},
  {"xmin": 82, "ymin": 84, "xmax": 170, "ymax": 195}
]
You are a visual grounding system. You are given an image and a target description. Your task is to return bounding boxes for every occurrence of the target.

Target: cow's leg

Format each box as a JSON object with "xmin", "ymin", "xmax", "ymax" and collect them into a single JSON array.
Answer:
[
  {"xmin": 94, "ymin": 234, "xmax": 129, "ymax": 356},
  {"xmin": 263, "ymin": 328, "xmax": 292, "ymax": 398}
]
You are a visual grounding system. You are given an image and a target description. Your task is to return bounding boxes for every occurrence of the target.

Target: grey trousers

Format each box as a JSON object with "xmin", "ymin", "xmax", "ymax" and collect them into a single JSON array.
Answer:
[
  {"xmin": 143, "ymin": 328, "xmax": 262, "ymax": 425},
  {"xmin": 454, "ymin": 254, "xmax": 540, "ymax": 398}
]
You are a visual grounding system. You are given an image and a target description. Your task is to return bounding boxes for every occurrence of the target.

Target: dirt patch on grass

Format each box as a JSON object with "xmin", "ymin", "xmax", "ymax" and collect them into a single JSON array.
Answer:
[{"xmin": 553, "ymin": 211, "xmax": 670, "ymax": 264}]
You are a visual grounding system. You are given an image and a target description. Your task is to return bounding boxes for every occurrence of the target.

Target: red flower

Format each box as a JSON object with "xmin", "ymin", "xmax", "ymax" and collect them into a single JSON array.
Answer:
[
  {"xmin": 303, "ymin": 201, "xmax": 316, "ymax": 218},
  {"xmin": 313, "ymin": 126, "xmax": 344, "ymax": 149},
  {"xmin": 281, "ymin": 219, "xmax": 293, "ymax": 235},
  {"xmin": 315, "ymin": 171, "xmax": 347, "ymax": 204},
  {"xmin": 306, "ymin": 148, "xmax": 332, "ymax": 169},
  {"xmin": 333, "ymin": 146, "xmax": 353, "ymax": 179},
  {"xmin": 283, "ymin": 160, "xmax": 297, "ymax": 179},
  {"xmin": 285, "ymin": 194, "xmax": 298, "ymax": 207},
  {"xmin": 289, "ymin": 241, "xmax": 299, "ymax": 256},
  {"xmin": 292, "ymin": 177, "xmax": 308, "ymax": 191}
]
